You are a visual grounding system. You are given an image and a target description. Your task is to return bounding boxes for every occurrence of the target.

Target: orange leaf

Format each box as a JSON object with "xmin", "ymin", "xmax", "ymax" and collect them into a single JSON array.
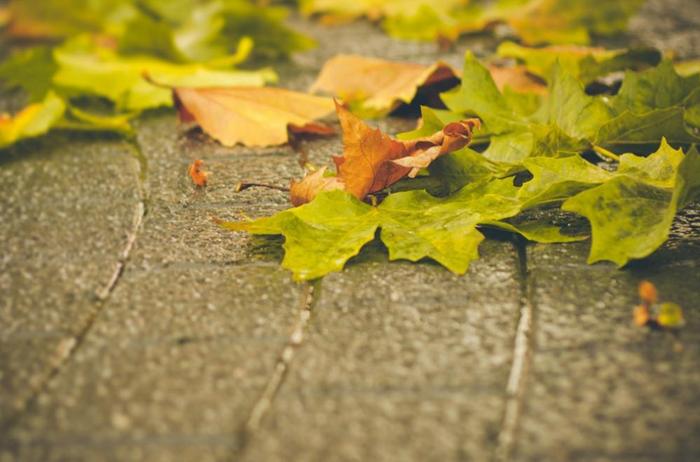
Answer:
[
  {"xmin": 638, "ymin": 280, "xmax": 658, "ymax": 305},
  {"xmin": 394, "ymin": 119, "xmax": 480, "ymax": 177},
  {"xmin": 288, "ymin": 122, "xmax": 336, "ymax": 137},
  {"xmin": 487, "ymin": 64, "xmax": 547, "ymax": 94},
  {"xmin": 334, "ymin": 102, "xmax": 411, "ymax": 198},
  {"xmin": 310, "ymin": 54, "xmax": 458, "ymax": 115},
  {"xmin": 188, "ymin": 159, "xmax": 208, "ymax": 187},
  {"xmin": 290, "ymin": 167, "xmax": 345, "ymax": 206},
  {"xmin": 289, "ymin": 103, "xmax": 479, "ymax": 205},
  {"xmin": 174, "ymin": 87, "xmax": 335, "ymax": 147}
]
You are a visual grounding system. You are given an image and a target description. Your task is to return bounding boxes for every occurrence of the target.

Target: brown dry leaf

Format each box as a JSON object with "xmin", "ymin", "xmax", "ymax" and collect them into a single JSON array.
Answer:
[
  {"xmin": 288, "ymin": 122, "xmax": 336, "ymax": 137},
  {"xmin": 290, "ymin": 167, "xmax": 345, "ymax": 206},
  {"xmin": 334, "ymin": 101, "xmax": 410, "ymax": 198},
  {"xmin": 487, "ymin": 64, "xmax": 547, "ymax": 94},
  {"xmin": 395, "ymin": 119, "xmax": 480, "ymax": 177},
  {"xmin": 310, "ymin": 54, "xmax": 458, "ymax": 116},
  {"xmin": 174, "ymin": 87, "xmax": 335, "ymax": 147},
  {"xmin": 289, "ymin": 102, "xmax": 479, "ymax": 205},
  {"xmin": 188, "ymin": 159, "xmax": 208, "ymax": 187}
]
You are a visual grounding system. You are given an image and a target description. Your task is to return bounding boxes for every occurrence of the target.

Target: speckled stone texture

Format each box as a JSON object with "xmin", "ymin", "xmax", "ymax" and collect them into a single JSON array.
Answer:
[{"xmin": 1, "ymin": 1, "xmax": 700, "ymax": 461}]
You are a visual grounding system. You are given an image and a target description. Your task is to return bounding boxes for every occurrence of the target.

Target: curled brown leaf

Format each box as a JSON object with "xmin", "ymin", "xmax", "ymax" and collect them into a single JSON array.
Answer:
[{"xmin": 289, "ymin": 102, "xmax": 479, "ymax": 206}]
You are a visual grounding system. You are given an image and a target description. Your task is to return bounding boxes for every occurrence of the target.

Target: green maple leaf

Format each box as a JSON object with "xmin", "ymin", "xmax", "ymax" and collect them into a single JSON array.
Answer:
[
  {"xmin": 0, "ymin": 47, "xmax": 58, "ymax": 102},
  {"xmin": 378, "ymin": 179, "xmax": 522, "ymax": 273},
  {"xmin": 517, "ymin": 155, "xmax": 614, "ymax": 207},
  {"xmin": 562, "ymin": 142, "xmax": 700, "ymax": 266},
  {"xmin": 52, "ymin": 42, "xmax": 276, "ymax": 111},
  {"xmin": 531, "ymin": 64, "xmax": 613, "ymax": 140},
  {"xmin": 221, "ymin": 179, "xmax": 527, "ymax": 280},
  {"xmin": 221, "ymin": 192, "xmax": 380, "ymax": 281},
  {"xmin": 496, "ymin": 41, "xmax": 661, "ymax": 84},
  {"xmin": 312, "ymin": 0, "xmax": 641, "ymax": 44},
  {"xmin": 441, "ymin": 52, "xmax": 526, "ymax": 135},
  {"xmin": 119, "ymin": 0, "xmax": 314, "ymax": 62},
  {"xmin": 426, "ymin": 147, "xmax": 516, "ymax": 195},
  {"xmin": 438, "ymin": 52, "xmax": 609, "ymax": 163},
  {"xmin": 430, "ymin": 53, "xmax": 700, "ymax": 172},
  {"xmin": 596, "ymin": 61, "xmax": 700, "ymax": 147}
]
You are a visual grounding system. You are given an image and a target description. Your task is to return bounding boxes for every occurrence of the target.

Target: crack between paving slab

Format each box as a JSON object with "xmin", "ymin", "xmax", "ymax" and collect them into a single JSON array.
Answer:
[
  {"xmin": 232, "ymin": 281, "xmax": 318, "ymax": 460},
  {"xmin": 0, "ymin": 138, "xmax": 149, "ymax": 435},
  {"xmin": 493, "ymin": 237, "xmax": 534, "ymax": 462}
]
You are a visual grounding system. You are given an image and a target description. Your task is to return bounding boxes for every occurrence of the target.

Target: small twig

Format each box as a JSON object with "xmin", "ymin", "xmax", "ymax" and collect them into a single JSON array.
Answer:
[
  {"xmin": 234, "ymin": 181, "xmax": 289, "ymax": 193},
  {"xmin": 592, "ymin": 145, "xmax": 621, "ymax": 162}
]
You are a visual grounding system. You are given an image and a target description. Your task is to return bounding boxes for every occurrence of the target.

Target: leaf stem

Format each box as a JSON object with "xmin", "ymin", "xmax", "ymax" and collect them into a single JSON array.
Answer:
[
  {"xmin": 234, "ymin": 181, "xmax": 289, "ymax": 193},
  {"xmin": 592, "ymin": 145, "xmax": 621, "ymax": 162}
]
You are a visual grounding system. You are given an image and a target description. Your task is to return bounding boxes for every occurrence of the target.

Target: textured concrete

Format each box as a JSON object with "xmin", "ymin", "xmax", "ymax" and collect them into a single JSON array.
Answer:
[
  {"xmin": 0, "ymin": 134, "xmax": 142, "ymax": 422},
  {"xmin": 3, "ymin": 265, "xmax": 302, "ymax": 462},
  {"xmin": 242, "ymin": 245, "xmax": 521, "ymax": 462},
  {"xmin": 516, "ymin": 207, "xmax": 700, "ymax": 462}
]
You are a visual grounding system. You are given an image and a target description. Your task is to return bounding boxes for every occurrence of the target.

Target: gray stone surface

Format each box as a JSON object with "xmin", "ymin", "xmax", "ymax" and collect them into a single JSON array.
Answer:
[
  {"xmin": 515, "ymin": 208, "xmax": 700, "ymax": 462},
  {"xmin": 2, "ymin": 265, "xmax": 301, "ymax": 462},
  {"xmin": 0, "ymin": 134, "xmax": 142, "ymax": 422},
  {"xmin": 242, "ymin": 245, "xmax": 521, "ymax": 462}
]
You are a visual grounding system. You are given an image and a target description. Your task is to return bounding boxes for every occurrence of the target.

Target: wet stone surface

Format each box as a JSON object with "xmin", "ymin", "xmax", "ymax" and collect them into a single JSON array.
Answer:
[{"xmin": 2, "ymin": 2, "xmax": 700, "ymax": 462}]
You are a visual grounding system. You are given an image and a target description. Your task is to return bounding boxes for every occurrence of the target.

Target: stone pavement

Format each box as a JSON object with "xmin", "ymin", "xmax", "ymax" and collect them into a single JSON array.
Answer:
[{"xmin": 1, "ymin": 1, "xmax": 700, "ymax": 461}]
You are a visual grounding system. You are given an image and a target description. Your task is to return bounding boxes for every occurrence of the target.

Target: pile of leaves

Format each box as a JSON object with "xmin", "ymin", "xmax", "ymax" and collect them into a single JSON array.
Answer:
[
  {"xmin": 0, "ymin": 0, "xmax": 313, "ymax": 147},
  {"xmin": 1, "ymin": 1, "xmax": 699, "ymax": 283},
  {"xmin": 300, "ymin": 0, "xmax": 644, "ymax": 44},
  {"xmin": 221, "ymin": 51, "xmax": 700, "ymax": 281}
]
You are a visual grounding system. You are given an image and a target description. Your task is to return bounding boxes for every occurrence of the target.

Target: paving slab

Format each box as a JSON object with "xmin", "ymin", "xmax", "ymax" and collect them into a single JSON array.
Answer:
[
  {"xmin": 0, "ymin": 134, "xmax": 142, "ymax": 423},
  {"xmin": 0, "ymin": 103, "xmax": 310, "ymax": 460},
  {"xmin": 514, "ymin": 206, "xmax": 700, "ymax": 462},
  {"xmin": 1, "ymin": 264, "xmax": 302, "ymax": 462},
  {"xmin": 242, "ymin": 241, "xmax": 523, "ymax": 462},
  {"xmin": 128, "ymin": 114, "xmax": 296, "ymax": 270}
]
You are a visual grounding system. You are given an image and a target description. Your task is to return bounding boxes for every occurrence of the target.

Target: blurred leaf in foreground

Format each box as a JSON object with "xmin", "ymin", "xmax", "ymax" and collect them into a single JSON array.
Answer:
[{"xmin": 0, "ymin": 92, "xmax": 65, "ymax": 149}]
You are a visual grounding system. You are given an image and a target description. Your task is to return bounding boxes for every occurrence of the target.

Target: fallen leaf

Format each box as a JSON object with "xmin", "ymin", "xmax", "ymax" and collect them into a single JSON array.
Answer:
[
  {"xmin": 638, "ymin": 280, "xmax": 658, "ymax": 305},
  {"xmin": 502, "ymin": 0, "xmax": 644, "ymax": 46},
  {"xmin": 0, "ymin": 47, "xmax": 58, "ymax": 102},
  {"xmin": 308, "ymin": 0, "xmax": 642, "ymax": 45},
  {"xmin": 633, "ymin": 281, "xmax": 685, "ymax": 330},
  {"xmin": 337, "ymin": 102, "xmax": 479, "ymax": 195},
  {"xmin": 0, "ymin": 92, "xmax": 65, "ymax": 149},
  {"xmin": 657, "ymin": 302, "xmax": 685, "ymax": 328},
  {"xmin": 393, "ymin": 119, "xmax": 480, "ymax": 177},
  {"xmin": 331, "ymin": 102, "xmax": 411, "ymax": 198},
  {"xmin": 54, "ymin": 44, "xmax": 277, "ymax": 112},
  {"xmin": 291, "ymin": 103, "xmax": 479, "ymax": 204},
  {"xmin": 487, "ymin": 64, "xmax": 547, "ymax": 94},
  {"xmin": 562, "ymin": 143, "xmax": 700, "ymax": 267},
  {"xmin": 5, "ymin": 0, "xmax": 313, "ymax": 61},
  {"xmin": 310, "ymin": 54, "xmax": 458, "ymax": 116},
  {"xmin": 188, "ymin": 159, "xmax": 208, "ymax": 187},
  {"xmin": 174, "ymin": 86, "xmax": 335, "ymax": 147},
  {"xmin": 496, "ymin": 41, "xmax": 661, "ymax": 83},
  {"xmin": 222, "ymin": 179, "xmax": 523, "ymax": 280},
  {"xmin": 310, "ymin": 55, "xmax": 544, "ymax": 117},
  {"xmin": 290, "ymin": 167, "xmax": 345, "ymax": 206}
]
